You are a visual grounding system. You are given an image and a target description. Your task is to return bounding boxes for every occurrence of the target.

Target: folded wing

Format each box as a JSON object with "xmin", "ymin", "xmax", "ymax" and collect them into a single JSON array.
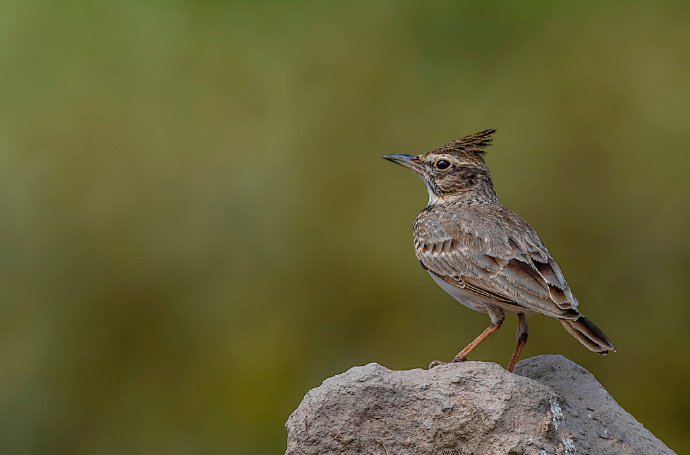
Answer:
[{"xmin": 414, "ymin": 205, "xmax": 580, "ymax": 319}]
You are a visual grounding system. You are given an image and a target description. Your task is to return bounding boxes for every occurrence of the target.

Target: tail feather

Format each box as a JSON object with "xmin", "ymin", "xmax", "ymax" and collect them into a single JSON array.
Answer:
[{"xmin": 560, "ymin": 316, "xmax": 615, "ymax": 354}]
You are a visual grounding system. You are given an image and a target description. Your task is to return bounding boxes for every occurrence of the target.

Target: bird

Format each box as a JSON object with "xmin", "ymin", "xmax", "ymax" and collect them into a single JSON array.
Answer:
[{"xmin": 384, "ymin": 129, "xmax": 614, "ymax": 372}]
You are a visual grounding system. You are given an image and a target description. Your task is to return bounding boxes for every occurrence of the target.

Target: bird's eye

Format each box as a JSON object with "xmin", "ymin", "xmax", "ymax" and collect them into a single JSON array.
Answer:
[{"xmin": 435, "ymin": 159, "xmax": 451, "ymax": 170}]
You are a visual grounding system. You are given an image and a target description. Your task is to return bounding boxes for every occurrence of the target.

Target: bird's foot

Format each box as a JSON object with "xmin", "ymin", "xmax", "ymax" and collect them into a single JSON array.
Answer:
[{"xmin": 429, "ymin": 356, "xmax": 467, "ymax": 369}]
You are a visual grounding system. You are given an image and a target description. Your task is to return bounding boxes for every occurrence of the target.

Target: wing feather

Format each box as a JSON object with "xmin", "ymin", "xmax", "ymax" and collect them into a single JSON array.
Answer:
[{"xmin": 414, "ymin": 204, "xmax": 579, "ymax": 318}]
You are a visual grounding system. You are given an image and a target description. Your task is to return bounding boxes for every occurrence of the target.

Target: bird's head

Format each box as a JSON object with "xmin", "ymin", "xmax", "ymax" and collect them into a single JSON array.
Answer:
[{"xmin": 384, "ymin": 129, "xmax": 498, "ymax": 205}]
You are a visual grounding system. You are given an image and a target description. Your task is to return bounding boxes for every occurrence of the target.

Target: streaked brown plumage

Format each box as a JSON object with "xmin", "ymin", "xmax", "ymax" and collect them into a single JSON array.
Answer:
[{"xmin": 384, "ymin": 129, "xmax": 614, "ymax": 371}]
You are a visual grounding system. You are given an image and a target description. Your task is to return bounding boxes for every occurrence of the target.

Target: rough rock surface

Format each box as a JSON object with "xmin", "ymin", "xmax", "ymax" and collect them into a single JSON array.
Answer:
[{"xmin": 285, "ymin": 355, "xmax": 674, "ymax": 455}]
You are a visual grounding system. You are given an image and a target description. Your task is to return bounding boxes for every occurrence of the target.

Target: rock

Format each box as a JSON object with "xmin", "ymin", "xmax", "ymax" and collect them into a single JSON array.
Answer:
[{"xmin": 285, "ymin": 355, "xmax": 674, "ymax": 455}]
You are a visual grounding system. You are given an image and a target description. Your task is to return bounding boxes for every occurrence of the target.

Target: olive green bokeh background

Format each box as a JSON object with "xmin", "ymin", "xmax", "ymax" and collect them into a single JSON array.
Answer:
[{"xmin": 1, "ymin": 1, "xmax": 689, "ymax": 454}]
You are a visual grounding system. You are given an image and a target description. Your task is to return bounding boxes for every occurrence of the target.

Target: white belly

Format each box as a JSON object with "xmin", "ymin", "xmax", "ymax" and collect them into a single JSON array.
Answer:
[{"xmin": 429, "ymin": 272, "xmax": 487, "ymax": 313}]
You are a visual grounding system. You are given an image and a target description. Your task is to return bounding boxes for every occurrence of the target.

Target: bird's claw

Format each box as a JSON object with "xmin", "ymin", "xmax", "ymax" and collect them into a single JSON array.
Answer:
[{"xmin": 429, "ymin": 357, "xmax": 468, "ymax": 369}]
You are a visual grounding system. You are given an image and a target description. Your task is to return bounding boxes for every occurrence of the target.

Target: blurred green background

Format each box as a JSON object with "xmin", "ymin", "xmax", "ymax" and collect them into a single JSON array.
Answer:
[{"xmin": 1, "ymin": 0, "xmax": 689, "ymax": 453}]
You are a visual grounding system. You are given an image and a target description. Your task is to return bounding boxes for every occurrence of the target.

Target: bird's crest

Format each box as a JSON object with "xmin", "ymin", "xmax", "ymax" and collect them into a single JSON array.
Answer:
[{"xmin": 432, "ymin": 129, "xmax": 497, "ymax": 157}]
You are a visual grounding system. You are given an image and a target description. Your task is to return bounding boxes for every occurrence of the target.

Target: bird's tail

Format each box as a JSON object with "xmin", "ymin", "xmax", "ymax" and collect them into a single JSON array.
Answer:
[{"xmin": 559, "ymin": 316, "xmax": 615, "ymax": 354}]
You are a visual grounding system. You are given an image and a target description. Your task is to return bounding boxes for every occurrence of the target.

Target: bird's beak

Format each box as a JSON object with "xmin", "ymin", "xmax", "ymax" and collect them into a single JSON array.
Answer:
[{"xmin": 383, "ymin": 154, "xmax": 422, "ymax": 173}]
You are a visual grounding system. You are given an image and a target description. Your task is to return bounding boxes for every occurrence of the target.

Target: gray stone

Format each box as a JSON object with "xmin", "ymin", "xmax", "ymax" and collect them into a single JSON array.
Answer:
[{"xmin": 285, "ymin": 355, "xmax": 674, "ymax": 455}]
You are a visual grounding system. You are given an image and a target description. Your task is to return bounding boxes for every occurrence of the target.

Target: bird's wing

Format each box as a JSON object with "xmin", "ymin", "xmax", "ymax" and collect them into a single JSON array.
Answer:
[{"xmin": 414, "ymin": 205, "xmax": 579, "ymax": 319}]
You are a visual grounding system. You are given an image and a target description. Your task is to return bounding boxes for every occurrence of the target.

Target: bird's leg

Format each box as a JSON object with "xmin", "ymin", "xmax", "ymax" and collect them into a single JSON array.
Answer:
[
  {"xmin": 507, "ymin": 313, "xmax": 528, "ymax": 372},
  {"xmin": 452, "ymin": 320, "xmax": 503, "ymax": 362},
  {"xmin": 429, "ymin": 309, "xmax": 504, "ymax": 369}
]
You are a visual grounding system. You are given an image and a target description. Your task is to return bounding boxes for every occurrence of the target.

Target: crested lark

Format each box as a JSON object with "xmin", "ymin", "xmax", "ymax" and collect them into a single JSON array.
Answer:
[{"xmin": 384, "ymin": 129, "xmax": 614, "ymax": 372}]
